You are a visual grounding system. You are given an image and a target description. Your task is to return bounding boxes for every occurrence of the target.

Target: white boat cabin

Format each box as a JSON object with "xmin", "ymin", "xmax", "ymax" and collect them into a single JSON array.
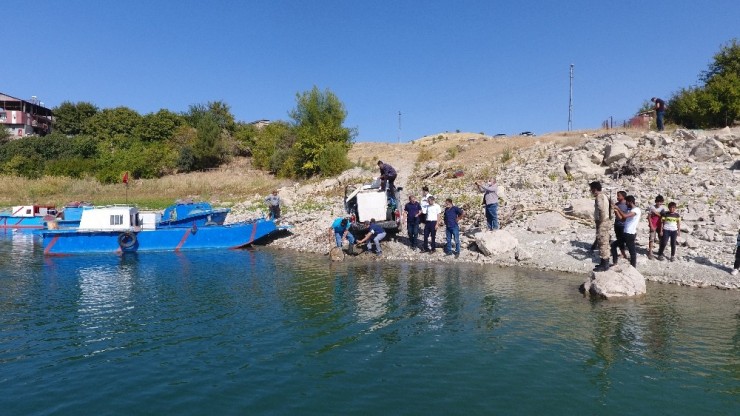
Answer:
[
  {"xmin": 10, "ymin": 205, "xmax": 57, "ymax": 217},
  {"xmin": 78, "ymin": 206, "xmax": 160, "ymax": 231}
]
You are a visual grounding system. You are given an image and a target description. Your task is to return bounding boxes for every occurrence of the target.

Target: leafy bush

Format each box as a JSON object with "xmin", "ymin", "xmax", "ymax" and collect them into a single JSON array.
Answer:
[{"xmin": 315, "ymin": 142, "xmax": 350, "ymax": 176}]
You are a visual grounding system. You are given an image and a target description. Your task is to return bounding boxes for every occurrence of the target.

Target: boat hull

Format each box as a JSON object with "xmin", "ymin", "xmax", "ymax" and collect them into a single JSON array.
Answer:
[
  {"xmin": 41, "ymin": 219, "xmax": 277, "ymax": 255},
  {"xmin": 0, "ymin": 216, "xmax": 48, "ymax": 230}
]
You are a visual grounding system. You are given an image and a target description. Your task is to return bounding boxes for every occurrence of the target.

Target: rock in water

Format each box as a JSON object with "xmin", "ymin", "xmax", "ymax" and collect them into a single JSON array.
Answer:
[
  {"xmin": 329, "ymin": 247, "xmax": 345, "ymax": 262},
  {"xmin": 474, "ymin": 230, "xmax": 518, "ymax": 256},
  {"xmin": 580, "ymin": 264, "xmax": 646, "ymax": 298}
]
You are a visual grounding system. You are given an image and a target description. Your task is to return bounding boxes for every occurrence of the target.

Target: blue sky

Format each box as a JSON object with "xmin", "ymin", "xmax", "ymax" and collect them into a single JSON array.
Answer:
[{"xmin": 4, "ymin": 1, "xmax": 739, "ymax": 141}]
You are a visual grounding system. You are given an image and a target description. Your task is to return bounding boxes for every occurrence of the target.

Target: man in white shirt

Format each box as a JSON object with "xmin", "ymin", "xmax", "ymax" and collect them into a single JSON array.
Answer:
[
  {"xmin": 612, "ymin": 195, "xmax": 641, "ymax": 268},
  {"xmin": 422, "ymin": 196, "xmax": 442, "ymax": 253}
]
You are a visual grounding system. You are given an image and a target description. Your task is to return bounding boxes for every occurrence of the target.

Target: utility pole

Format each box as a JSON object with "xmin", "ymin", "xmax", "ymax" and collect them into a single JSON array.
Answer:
[
  {"xmin": 568, "ymin": 64, "xmax": 574, "ymax": 131},
  {"xmin": 398, "ymin": 111, "xmax": 402, "ymax": 143}
]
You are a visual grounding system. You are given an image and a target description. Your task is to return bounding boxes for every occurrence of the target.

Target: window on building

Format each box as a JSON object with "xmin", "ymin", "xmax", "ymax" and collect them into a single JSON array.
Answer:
[{"xmin": 110, "ymin": 215, "xmax": 124, "ymax": 225}]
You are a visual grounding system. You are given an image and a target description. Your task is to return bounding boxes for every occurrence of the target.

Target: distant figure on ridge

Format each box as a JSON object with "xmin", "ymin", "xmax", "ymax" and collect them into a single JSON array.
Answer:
[
  {"xmin": 651, "ymin": 97, "xmax": 666, "ymax": 131},
  {"xmin": 265, "ymin": 189, "xmax": 282, "ymax": 220},
  {"xmin": 475, "ymin": 178, "xmax": 499, "ymax": 230},
  {"xmin": 590, "ymin": 181, "xmax": 612, "ymax": 272},
  {"xmin": 377, "ymin": 160, "xmax": 397, "ymax": 192}
]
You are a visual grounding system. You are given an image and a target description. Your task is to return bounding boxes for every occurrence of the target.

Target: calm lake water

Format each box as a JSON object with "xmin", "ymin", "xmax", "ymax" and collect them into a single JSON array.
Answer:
[{"xmin": 1, "ymin": 232, "xmax": 739, "ymax": 415}]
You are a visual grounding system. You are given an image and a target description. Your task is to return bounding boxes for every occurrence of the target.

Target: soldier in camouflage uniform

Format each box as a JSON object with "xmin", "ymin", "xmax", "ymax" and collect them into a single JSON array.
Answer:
[{"xmin": 590, "ymin": 181, "xmax": 612, "ymax": 271}]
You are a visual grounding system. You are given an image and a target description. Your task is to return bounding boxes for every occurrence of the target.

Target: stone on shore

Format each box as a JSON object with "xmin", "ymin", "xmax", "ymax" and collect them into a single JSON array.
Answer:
[
  {"xmin": 566, "ymin": 198, "xmax": 594, "ymax": 221},
  {"xmin": 564, "ymin": 152, "xmax": 606, "ymax": 179},
  {"xmin": 528, "ymin": 212, "xmax": 569, "ymax": 233},
  {"xmin": 690, "ymin": 138, "xmax": 726, "ymax": 162},
  {"xmin": 580, "ymin": 264, "xmax": 647, "ymax": 299},
  {"xmin": 474, "ymin": 229, "xmax": 518, "ymax": 256}
]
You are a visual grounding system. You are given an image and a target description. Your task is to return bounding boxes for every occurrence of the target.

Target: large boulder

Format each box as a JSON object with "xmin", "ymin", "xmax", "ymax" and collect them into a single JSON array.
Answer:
[
  {"xmin": 580, "ymin": 264, "xmax": 646, "ymax": 299},
  {"xmin": 566, "ymin": 198, "xmax": 594, "ymax": 221},
  {"xmin": 474, "ymin": 229, "xmax": 518, "ymax": 256},
  {"xmin": 690, "ymin": 138, "xmax": 726, "ymax": 162},
  {"xmin": 528, "ymin": 212, "xmax": 569, "ymax": 233},
  {"xmin": 564, "ymin": 152, "xmax": 606, "ymax": 178},
  {"xmin": 603, "ymin": 141, "xmax": 632, "ymax": 165}
]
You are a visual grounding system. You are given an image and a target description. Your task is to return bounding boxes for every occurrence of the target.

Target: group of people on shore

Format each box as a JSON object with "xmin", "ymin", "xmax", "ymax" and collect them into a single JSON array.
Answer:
[
  {"xmin": 327, "ymin": 173, "xmax": 501, "ymax": 258},
  {"xmin": 590, "ymin": 180, "xmax": 740, "ymax": 275}
]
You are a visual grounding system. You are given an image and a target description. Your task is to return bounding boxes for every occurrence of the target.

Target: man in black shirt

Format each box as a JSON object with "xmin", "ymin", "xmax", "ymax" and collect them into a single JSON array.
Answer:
[{"xmin": 651, "ymin": 97, "xmax": 666, "ymax": 131}]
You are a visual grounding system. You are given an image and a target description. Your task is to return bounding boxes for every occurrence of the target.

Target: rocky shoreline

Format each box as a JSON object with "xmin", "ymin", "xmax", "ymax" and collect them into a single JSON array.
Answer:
[{"xmin": 228, "ymin": 127, "xmax": 740, "ymax": 290}]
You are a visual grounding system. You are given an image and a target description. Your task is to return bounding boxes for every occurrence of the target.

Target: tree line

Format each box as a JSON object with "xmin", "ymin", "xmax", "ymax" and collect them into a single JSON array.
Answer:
[
  {"xmin": 662, "ymin": 39, "xmax": 740, "ymax": 129},
  {"xmin": 0, "ymin": 86, "xmax": 354, "ymax": 182}
]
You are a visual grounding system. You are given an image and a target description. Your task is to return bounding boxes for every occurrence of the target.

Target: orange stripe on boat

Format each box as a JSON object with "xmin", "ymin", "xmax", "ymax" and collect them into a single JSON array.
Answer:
[
  {"xmin": 44, "ymin": 236, "xmax": 59, "ymax": 254},
  {"xmin": 248, "ymin": 222, "xmax": 257, "ymax": 244},
  {"xmin": 175, "ymin": 229, "xmax": 191, "ymax": 251}
]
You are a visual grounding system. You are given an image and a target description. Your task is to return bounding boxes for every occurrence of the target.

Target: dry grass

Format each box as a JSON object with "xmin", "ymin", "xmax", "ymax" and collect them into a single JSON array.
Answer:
[{"xmin": 0, "ymin": 157, "xmax": 287, "ymax": 210}]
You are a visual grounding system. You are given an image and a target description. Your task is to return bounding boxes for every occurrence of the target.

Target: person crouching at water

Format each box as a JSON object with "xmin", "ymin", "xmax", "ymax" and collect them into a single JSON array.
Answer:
[
  {"xmin": 422, "ymin": 196, "xmax": 442, "ymax": 253},
  {"xmin": 357, "ymin": 219, "xmax": 386, "ymax": 256},
  {"xmin": 330, "ymin": 217, "xmax": 356, "ymax": 254},
  {"xmin": 612, "ymin": 195, "xmax": 641, "ymax": 268}
]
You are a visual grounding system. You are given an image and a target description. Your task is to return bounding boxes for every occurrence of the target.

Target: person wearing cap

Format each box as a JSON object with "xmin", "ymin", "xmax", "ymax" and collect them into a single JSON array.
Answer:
[
  {"xmin": 330, "ymin": 216, "xmax": 355, "ymax": 254},
  {"xmin": 475, "ymin": 178, "xmax": 499, "ymax": 230},
  {"xmin": 422, "ymin": 196, "xmax": 442, "ymax": 253},
  {"xmin": 377, "ymin": 160, "xmax": 397, "ymax": 192},
  {"xmin": 651, "ymin": 97, "xmax": 666, "ymax": 131},
  {"xmin": 404, "ymin": 194, "xmax": 422, "ymax": 250},
  {"xmin": 357, "ymin": 218, "xmax": 386, "ymax": 256},
  {"xmin": 264, "ymin": 189, "xmax": 281, "ymax": 220}
]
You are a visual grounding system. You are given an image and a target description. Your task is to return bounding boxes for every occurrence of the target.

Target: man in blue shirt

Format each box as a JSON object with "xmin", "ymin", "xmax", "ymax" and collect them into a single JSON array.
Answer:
[
  {"xmin": 404, "ymin": 195, "xmax": 422, "ymax": 250},
  {"xmin": 357, "ymin": 218, "xmax": 387, "ymax": 256},
  {"xmin": 330, "ymin": 217, "xmax": 355, "ymax": 254},
  {"xmin": 443, "ymin": 198, "xmax": 465, "ymax": 258}
]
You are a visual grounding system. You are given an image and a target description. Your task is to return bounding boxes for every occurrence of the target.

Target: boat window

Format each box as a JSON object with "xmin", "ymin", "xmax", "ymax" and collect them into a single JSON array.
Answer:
[{"xmin": 110, "ymin": 214, "xmax": 124, "ymax": 225}]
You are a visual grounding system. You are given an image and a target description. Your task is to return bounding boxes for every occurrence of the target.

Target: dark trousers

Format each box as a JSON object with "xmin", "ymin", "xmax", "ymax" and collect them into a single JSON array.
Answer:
[
  {"xmin": 612, "ymin": 232, "xmax": 636, "ymax": 267},
  {"xmin": 734, "ymin": 246, "xmax": 740, "ymax": 270},
  {"xmin": 381, "ymin": 175, "xmax": 397, "ymax": 192},
  {"xmin": 614, "ymin": 223, "xmax": 626, "ymax": 252},
  {"xmin": 407, "ymin": 218, "xmax": 420, "ymax": 248},
  {"xmin": 423, "ymin": 221, "xmax": 437, "ymax": 251},
  {"xmin": 656, "ymin": 110, "xmax": 665, "ymax": 131},
  {"xmin": 658, "ymin": 230, "xmax": 678, "ymax": 257},
  {"xmin": 269, "ymin": 205, "xmax": 281, "ymax": 220}
]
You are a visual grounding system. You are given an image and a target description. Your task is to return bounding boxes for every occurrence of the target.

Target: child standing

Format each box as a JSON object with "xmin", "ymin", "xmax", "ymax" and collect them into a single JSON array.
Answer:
[
  {"xmin": 732, "ymin": 229, "xmax": 740, "ymax": 276},
  {"xmin": 657, "ymin": 202, "xmax": 681, "ymax": 262},
  {"xmin": 646, "ymin": 195, "xmax": 666, "ymax": 259}
]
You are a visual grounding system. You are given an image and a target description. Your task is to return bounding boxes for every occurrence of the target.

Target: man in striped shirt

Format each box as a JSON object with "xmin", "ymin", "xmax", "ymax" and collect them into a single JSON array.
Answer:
[{"xmin": 657, "ymin": 202, "xmax": 681, "ymax": 262}]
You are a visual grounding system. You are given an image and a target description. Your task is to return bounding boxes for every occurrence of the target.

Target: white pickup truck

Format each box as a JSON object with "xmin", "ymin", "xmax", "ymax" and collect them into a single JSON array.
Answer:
[{"xmin": 344, "ymin": 179, "xmax": 401, "ymax": 236}]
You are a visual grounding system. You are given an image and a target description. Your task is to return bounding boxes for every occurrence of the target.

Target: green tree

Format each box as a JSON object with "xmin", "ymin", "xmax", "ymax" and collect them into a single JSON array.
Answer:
[
  {"xmin": 192, "ymin": 114, "xmax": 224, "ymax": 170},
  {"xmin": 136, "ymin": 109, "xmax": 184, "ymax": 142},
  {"xmin": 251, "ymin": 121, "xmax": 296, "ymax": 174},
  {"xmin": 1, "ymin": 126, "xmax": 11, "ymax": 144},
  {"xmin": 289, "ymin": 86, "xmax": 355, "ymax": 176},
  {"xmin": 82, "ymin": 107, "xmax": 143, "ymax": 141},
  {"xmin": 184, "ymin": 101, "xmax": 236, "ymax": 133},
  {"xmin": 52, "ymin": 101, "xmax": 99, "ymax": 135},
  {"xmin": 667, "ymin": 39, "xmax": 740, "ymax": 128}
]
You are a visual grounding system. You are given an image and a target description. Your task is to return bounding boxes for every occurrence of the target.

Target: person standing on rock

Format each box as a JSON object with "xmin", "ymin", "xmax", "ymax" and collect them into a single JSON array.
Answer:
[
  {"xmin": 475, "ymin": 178, "xmax": 499, "ymax": 230},
  {"xmin": 651, "ymin": 97, "xmax": 666, "ymax": 131},
  {"xmin": 404, "ymin": 195, "xmax": 422, "ymax": 251},
  {"xmin": 443, "ymin": 198, "xmax": 465, "ymax": 258},
  {"xmin": 590, "ymin": 181, "xmax": 612, "ymax": 271},
  {"xmin": 613, "ymin": 190, "xmax": 629, "ymax": 260},
  {"xmin": 377, "ymin": 161, "xmax": 397, "ymax": 193},
  {"xmin": 357, "ymin": 218, "xmax": 386, "ymax": 256},
  {"xmin": 264, "ymin": 189, "xmax": 282, "ymax": 220},
  {"xmin": 657, "ymin": 202, "xmax": 681, "ymax": 262},
  {"xmin": 612, "ymin": 195, "xmax": 641, "ymax": 268},
  {"xmin": 330, "ymin": 217, "xmax": 356, "ymax": 254},
  {"xmin": 646, "ymin": 195, "xmax": 666, "ymax": 260},
  {"xmin": 422, "ymin": 196, "xmax": 442, "ymax": 253},
  {"xmin": 731, "ymin": 229, "xmax": 740, "ymax": 276}
]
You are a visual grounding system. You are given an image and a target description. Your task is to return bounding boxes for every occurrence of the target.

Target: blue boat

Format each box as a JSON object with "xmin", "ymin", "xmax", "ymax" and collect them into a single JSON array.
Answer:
[
  {"xmin": 0, "ymin": 205, "xmax": 58, "ymax": 230},
  {"xmin": 41, "ymin": 206, "xmax": 278, "ymax": 255},
  {"xmin": 159, "ymin": 200, "xmax": 230, "ymax": 227}
]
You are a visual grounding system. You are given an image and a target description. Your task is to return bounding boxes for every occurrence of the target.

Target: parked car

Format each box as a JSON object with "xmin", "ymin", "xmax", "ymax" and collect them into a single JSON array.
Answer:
[
  {"xmin": 519, "ymin": 131, "xmax": 536, "ymax": 137},
  {"xmin": 493, "ymin": 133, "xmax": 507, "ymax": 137},
  {"xmin": 344, "ymin": 179, "xmax": 401, "ymax": 237}
]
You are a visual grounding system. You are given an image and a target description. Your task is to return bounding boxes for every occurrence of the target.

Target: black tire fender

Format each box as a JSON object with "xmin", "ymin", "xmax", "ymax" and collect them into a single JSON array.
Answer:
[{"xmin": 118, "ymin": 232, "xmax": 137, "ymax": 249}]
